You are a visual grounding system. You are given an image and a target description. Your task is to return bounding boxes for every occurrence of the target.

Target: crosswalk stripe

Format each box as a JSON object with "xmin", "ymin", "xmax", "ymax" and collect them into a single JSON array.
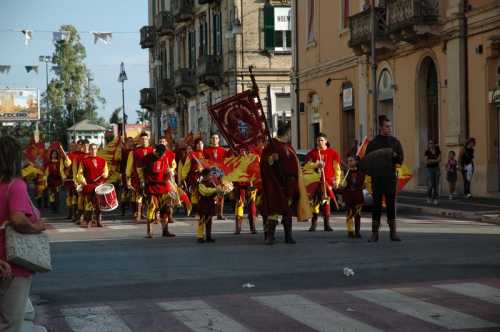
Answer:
[
  {"xmin": 61, "ymin": 306, "xmax": 132, "ymax": 332},
  {"xmin": 55, "ymin": 228, "xmax": 85, "ymax": 233},
  {"xmin": 435, "ymin": 282, "xmax": 500, "ymax": 305},
  {"xmin": 253, "ymin": 294, "xmax": 382, "ymax": 332},
  {"xmin": 348, "ymin": 289, "xmax": 499, "ymax": 329},
  {"xmin": 169, "ymin": 221, "xmax": 189, "ymax": 226},
  {"xmin": 107, "ymin": 225, "xmax": 139, "ymax": 230},
  {"xmin": 157, "ymin": 300, "xmax": 250, "ymax": 332}
]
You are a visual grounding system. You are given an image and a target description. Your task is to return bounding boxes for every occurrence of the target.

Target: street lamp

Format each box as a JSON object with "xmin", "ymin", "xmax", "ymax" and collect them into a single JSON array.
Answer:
[
  {"xmin": 118, "ymin": 62, "xmax": 128, "ymax": 141},
  {"xmin": 153, "ymin": 59, "xmax": 162, "ymax": 143},
  {"xmin": 39, "ymin": 55, "xmax": 52, "ymax": 141}
]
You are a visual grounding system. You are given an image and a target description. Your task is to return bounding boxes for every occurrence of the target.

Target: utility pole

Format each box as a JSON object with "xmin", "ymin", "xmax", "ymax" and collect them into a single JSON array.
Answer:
[
  {"xmin": 153, "ymin": 59, "xmax": 162, "ymax": 144},
  {"xmin": 118, "ymin": 62, "xmax": 128, "ymax": 141},
  {"xmin": 39, "ymin": 55, "xmax": 51, "ymax": 141},
  {"xmin": 370, "ymin": 0, "xmax": 378, "ymax": 136}
]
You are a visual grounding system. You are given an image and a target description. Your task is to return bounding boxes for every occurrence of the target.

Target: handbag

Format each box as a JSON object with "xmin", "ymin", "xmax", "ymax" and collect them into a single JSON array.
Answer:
[{"xmin": 2, "ymin": 181, "xmax": 52, "ymax": 273}]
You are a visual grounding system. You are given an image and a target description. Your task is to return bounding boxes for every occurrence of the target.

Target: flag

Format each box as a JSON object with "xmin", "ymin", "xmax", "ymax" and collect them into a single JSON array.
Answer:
[
  {"xmin": 53, "ymin": 31, "xmax": 70, "ymax": 43},
  {"xmin": 208, "ymin": 90, "xmax": 269, "ymax": 154},
  {"xmin": 25, "ymin": 65, "xmax": 39, "ymax": 74},
  {"xmin": 97, "ymin": 137, "xmax": 122, "ymax": 183},
  {"xmin": 21, "ymin": 30, "xmax": 32, "ymax": 45},
  {"xmin": 396, "ymin": 164, "xmax": 413, "ymax": 193},
  {"xmin": 92, "ymin": 32, "xmax": 112, "ymax": 44},
  {"xmin": 0, "ymin": 65, "xmax": 11, "ymax": 74},
  {"xmin": 356, "ymin": 136, "xmax": 369, "ymax": 158}
]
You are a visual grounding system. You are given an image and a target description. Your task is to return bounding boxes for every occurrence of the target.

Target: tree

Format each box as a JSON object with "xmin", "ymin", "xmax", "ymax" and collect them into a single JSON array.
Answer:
[
  {"xmin": 136, "ymin": 109, "xmax": 151, "ymax": 124},
  {"xmin": 109, "ymin": 107, "xmax": 123, "ymax": 124},
  {"xmin": 41, "ymin": 25, "xmax": 106, "ymax": 143}
]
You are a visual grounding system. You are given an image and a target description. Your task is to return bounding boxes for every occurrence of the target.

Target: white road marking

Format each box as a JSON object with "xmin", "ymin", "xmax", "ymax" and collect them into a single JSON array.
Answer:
[
  {"xmin": 55, "ymin": 228, "xmax": 85, "ymax": 233},
  {"xmin": 158, "ymin": 300, "xmax": 250, "ymax": 332},
  {"xmin": 62, "ymin": 306, "xmax": 132, "ymax": 332},
  {"xmin": 253, "ymin": 294, "xmax": 382, "ymax": 332},
  {"xmin": 435, "ymin": 283, "xmax": 500, "ymax": 305},
  {"xmin": 348, "ymin": 289, "xmax": 499, "ymax": 329},
  {"xmin": 107, "ymin": 225, "xmax": 139, "ymax": 230}
]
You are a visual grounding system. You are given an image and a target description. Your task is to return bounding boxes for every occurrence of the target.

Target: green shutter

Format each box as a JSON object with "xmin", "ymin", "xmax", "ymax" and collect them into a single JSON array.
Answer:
[{"xmin": 263, "ymin": 4, "xmax": 275, "ymax": 52}]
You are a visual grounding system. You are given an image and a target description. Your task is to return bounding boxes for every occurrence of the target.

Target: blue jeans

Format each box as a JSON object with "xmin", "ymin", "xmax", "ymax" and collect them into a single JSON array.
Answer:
[{"xmin": 427, "ymin": 168, "xmax": 440, "ymax": 199}]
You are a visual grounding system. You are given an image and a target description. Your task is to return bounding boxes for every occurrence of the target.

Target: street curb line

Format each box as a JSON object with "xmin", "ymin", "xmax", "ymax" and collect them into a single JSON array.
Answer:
[{"xmin": 398, "ymin": 204, "xmax": 500, "ymax": 225}]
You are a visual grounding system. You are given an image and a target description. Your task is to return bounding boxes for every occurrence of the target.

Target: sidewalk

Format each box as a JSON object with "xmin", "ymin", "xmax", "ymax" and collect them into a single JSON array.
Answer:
[{"xmin": 397, "ymin": 191, "xmax": 500, "ymax": 224}]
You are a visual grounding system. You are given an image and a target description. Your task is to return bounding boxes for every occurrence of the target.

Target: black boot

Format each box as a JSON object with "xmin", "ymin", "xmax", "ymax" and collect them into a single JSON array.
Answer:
[
  {"xmin": 388, "ymin": 220, "xmax": 401, "ymax": 241},
  {"xmin": 234, "ymin": 216, "xmax": 242, "ymax": 235},
  {"xmin": 206, "ymin": 220, "xmax": 215, "ymax": 243},
  {"xmin": 354, "ymin": 216, "xmax": 362, "ymax": 238},
  {"xmin": 146, "ymin": 220, "xmax": 152, "ymax": 238},
  {"xmin": 324, "ymin": 216, "xmax": 333, "ymax": 232},
  {"xmin": 369, "ymin": 220, "xmax": 380, "ymax": 242},
  {"xmin": 308, "ymin": 214, "xmax": 318, "ymax": 232},
  {"xmin": 249, "ymin": 216, "xmax": 257, "ymax": 234},
  {"xmin": 265, "ymin": 219, "xmax": 276, "ymax": 245},
  {"xmin": 284, "ymin": 219, "xmax": 296, "ymax": 244}
]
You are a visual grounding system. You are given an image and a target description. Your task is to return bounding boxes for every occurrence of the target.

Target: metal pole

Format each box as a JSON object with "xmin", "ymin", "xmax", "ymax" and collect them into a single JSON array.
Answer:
[
  {"xmin": 155, "ymin": 67, "xmax": 160, "ymax": 144},
  {"xmin": 121, "ymin": 80, "xmax": 126, "ymax": 141},
  {"xmin": 45, "ymin": 61, "xmax": 50, "ymax": 142},
  {"xmin": 370, "ymin": 2, "xmax": 378, "ymax": 136}
]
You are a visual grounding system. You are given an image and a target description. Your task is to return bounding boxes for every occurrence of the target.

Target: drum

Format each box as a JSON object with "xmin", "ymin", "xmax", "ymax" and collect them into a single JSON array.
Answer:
[{"xmin": 95, "ymin": 183, "xmax": 119, "ymax": 212}]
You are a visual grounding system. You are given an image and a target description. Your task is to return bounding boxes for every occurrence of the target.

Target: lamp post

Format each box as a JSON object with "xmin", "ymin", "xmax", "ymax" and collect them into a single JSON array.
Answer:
[
  {"xmin": 118, "ymin": 62, "xmax": 128, "ymax": 141},
  {"xmin": 370, "ymin": 0, "xmax": 379, "ymax": 136},
  {"xmin": 153, "ymin": 59, "xmax": 162, "ymax": 143},
  {"xmin": 39, "ymin": 55, "xmax": 51, "ymax": 141}
]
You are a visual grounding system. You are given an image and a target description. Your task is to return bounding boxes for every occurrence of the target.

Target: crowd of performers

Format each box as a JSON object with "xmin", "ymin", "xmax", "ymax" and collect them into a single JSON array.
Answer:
[{"xmin": 21, "ymin": 115, "xmax": 405, "ymax": 245}]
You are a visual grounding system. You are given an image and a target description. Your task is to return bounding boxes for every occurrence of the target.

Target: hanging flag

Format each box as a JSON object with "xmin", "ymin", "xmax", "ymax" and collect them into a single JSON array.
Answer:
[
  {"xmin": 208, "ymin": 90, "xmax": 269, "ymax": 154},
  {"xmin": 21, "ymin": 30, "xmax": 32, "ymax": 45},
  {"xmin": 25, "ymin": 65, "xmax": 39, "ymax": 74},
  {"xmin": 0, "ymin": 65, "xmax": 11, "ymax": 74},
  {"xmin": 52, "ymin": 31, "xmax": 70, "ymax": 43},
  {"xmin": 92, "ymin": 32, "xmax": 112, "ymax": 44}
]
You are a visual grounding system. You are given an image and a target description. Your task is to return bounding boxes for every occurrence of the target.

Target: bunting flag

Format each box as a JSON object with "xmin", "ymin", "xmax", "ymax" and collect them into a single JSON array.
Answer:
[
  {"xmin": 92, "ymin": 32, "xmax": 112, "ymax": 44},
  {"xmin": 21, "ymin": 29, "xmax": 32, "ymax": 45},
  {"xmin": 0, "ymin": 65, "xmax": 11, "ymax": 74},
  {"xmin": 25, "ymin": 65, "xmax": 39, "ymax": 74},
  {"xmin": 208, "ymin": 90, "xmax": 269, "ymax": 154},
  {"xmin": 52, "ymin": 31, "xmax": 70, "ymax": 43}
]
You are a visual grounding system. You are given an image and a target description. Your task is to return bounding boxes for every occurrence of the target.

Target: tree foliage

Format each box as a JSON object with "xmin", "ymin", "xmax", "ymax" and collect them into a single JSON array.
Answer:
[
  {"xmin": 41, "ymin": 25, "xmax": 106, "ymax": 144},
  {"xmin": 109, "ymin": 107, "xmax": 123, "ymax": 124},
  {"xmin": 136, "ymin": 109, "xmax": 151, "ymax": 124}
]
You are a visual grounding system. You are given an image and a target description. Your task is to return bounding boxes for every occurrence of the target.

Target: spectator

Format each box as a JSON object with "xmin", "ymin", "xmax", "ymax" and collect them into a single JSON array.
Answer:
[
  {"xmin": 459, "ymin": 138, "xmax": 476, "ymax": 198},
  {"xmin": 424, "ymin": 140, "xmax": 441, "ymax": 205},
  {"xmin": 446, "ymin": 150, "xmax": 458, "ymax": 200},
  {"xmin": 0, "ymin": 135, "xmax": 46, "ymax": 332}
]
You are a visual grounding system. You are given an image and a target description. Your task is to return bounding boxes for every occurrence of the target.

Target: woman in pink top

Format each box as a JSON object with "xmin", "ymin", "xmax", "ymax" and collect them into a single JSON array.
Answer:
[{"xmin": 0, "ymin": 136, "xmax": 46, "ymax": 332}]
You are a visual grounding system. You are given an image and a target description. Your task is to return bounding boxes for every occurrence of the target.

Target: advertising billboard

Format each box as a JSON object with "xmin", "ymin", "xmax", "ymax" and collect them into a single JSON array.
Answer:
[{"xmin": 0, "ymin": 88, "xmax": 40, "ymax": 121}]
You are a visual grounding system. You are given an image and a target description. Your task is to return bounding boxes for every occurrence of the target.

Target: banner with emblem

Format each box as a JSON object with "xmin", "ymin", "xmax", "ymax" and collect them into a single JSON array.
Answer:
[{"xmin": 208, "ymin": 90, "xmax": 269, "ymax": 154}]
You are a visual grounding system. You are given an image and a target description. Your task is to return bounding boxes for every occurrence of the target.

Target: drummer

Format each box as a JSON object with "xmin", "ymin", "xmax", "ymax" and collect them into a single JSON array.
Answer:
[
  {"xmin": 76, "ymin": 143, "xmax": 109, "ymax": 227},
  {"xmin": 126, "ymin": 132, "xmax": 154, "ymax": 223},
  {"xmin": 142, "ymin": 144, "xmax": 176, "ymax": 238}
]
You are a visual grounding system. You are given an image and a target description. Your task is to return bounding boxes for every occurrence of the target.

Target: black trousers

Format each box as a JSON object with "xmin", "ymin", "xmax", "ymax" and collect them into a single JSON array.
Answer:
[{"xmin": 372, "ymin": 185, "xmax": 396, "ymax": 223}]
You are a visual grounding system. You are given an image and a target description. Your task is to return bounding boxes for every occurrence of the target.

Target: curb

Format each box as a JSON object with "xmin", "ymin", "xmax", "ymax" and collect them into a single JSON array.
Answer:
[
  {"xmin": 22, "ymin": 298, "xmax": 47, "ymax": 332},
  {"xmin": 398, "ymin": 204, "xmax": 500, "ymax": 225}
]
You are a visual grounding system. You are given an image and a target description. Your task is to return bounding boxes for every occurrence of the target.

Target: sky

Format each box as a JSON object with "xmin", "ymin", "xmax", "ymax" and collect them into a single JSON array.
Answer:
[{"xmin": 0, "ymin": 0, "xmax": 150, "ymax": 123}]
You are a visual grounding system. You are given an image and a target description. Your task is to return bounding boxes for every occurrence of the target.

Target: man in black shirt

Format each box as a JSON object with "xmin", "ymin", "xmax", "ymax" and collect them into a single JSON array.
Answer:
[{"xmin": 364, "ymin": 115, "xmax": 404, "ymax": 242}]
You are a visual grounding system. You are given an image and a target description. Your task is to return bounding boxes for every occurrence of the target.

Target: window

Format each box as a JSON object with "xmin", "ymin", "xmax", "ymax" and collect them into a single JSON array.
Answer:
[
  {"xmin": 188, "ymin": 30, "xmax": 196, "ymax": 69},
  {"xmin": 212, "ymin": 11, "xmax": 222, "ymax": 55},
  {"xmin": 341, "ymin": 0, "xmax": 350, "ymax": 30},
  {"xmin": 199, "ymin": 15, "xmax": 208, "ymax": 57},
  {"xmin": 307, "ymin": 0, "xmax": 315, "ymax": 43},
  {"xmin": 263, "ymin": 5, "xmax": 291, "ymax": 52}
]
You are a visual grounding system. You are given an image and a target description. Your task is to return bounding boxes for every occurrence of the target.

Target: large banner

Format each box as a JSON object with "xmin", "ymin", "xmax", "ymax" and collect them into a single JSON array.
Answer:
[
  {"xmin": 208, "ymin": 90, "xmax": 269, "ymax": 153},
  {"xmin": 0, "ymin": 88, "xmax": 40, "ymax": 121}
]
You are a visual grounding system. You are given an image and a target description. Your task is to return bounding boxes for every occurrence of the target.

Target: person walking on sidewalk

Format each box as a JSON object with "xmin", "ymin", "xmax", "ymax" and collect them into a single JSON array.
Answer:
[
  {"xmin": 364, "ymin": 115, "xmax": 404, "ymax": 242},
  {"xmin": 0, "ymin": 136, "xmax": 47, "ymax": 332},
  {"xmin": 425, "ymin": 140, "xmax": 441, "ymax": 205},
  {"xmin": 446, "ymin": 150, "xmax": 458, "ymax": 200},
  {"xmin": 459, "ymin": 138, "xmax": 476, "ymax": 199}
]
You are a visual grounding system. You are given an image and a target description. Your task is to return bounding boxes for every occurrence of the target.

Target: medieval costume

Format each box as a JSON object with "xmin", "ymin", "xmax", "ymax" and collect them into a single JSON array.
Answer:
[
  {"xmin": 204, "ymin": 145, "xmax": 227, "ymax": 220},
  {"xmin": 126, "ymin": 143, "xmax": 154, "ymax": 222},
  {"xmin": 340, "ymin": 164, "xmax": 368, "ymax": 238},
  {"xmin": 196, "ymin": 168, "xmax": 222, "ymax": 243},
  {"xmin": 46, "ymin": 147, "xmax": 71, "ymax": 213}
]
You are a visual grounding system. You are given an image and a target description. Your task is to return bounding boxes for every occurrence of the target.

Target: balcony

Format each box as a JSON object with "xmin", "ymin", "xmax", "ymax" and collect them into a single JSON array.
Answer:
[
  {"xmin": 159, "ymin": 78, "xmax": 176, "ymax": 105},
  {"xmin": 386, "ymin": 0, "xmax": 440, "ymax": 42},
  {"xmin": 140, "ymin": 26, "xmax": 155, "ymax": 49},
  {"xmin": 140, "ymin": 88, "xmax": 155, "ymax": 110},
  {"xmin": 348, "ymin": 7, "xmax": 389, "ymax": 55},
  {"xmin": 198, "ymin": 0, "xmax": 221, "ymax": 4},
  {"xmin": 155, "ymin": 11, "xmax": 175, "ymax": 37},
  {"xmin": 174, "ymin": 68, "xmax": 196, "ymax": 98},
  {"xmin": 172, "ymin": 0, "xmax": 194, "ymax": 23},
  {"xmin": 197, "ymin": 55, "xmax": 223, "ymax": 88}
]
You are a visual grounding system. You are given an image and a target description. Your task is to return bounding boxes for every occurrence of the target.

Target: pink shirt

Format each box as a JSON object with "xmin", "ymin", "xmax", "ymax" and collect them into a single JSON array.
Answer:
[{"xmin": 0, "ymin": 178, "xmax": 40, "ymax": 277}]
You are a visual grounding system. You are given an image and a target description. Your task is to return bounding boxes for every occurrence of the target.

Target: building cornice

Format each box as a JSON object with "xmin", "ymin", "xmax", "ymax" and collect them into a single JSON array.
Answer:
[{"xmin": 296, "ymin": 55, "xmax": 358, "ymax": 82}]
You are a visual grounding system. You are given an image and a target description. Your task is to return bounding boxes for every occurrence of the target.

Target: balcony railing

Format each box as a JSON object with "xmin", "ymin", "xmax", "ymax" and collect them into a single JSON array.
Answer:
[
  {"xmin": 386, "ymin": 0, "xmax": 440, "ymax": 40},
  {"xmin": 155, "ymin": 11, "xmax": 175, "ymax": 37},
  {"xmin": 198, "ymin": 0, "xmax": 221, "ymax": 4},
  {"xmin": 197, "ymin": 55, "xmax": 223, "ymax": 88},
  {"xmin": 348, "ymin": 7, "xmax": 386, "ymax": 49},
  {"xmin": 140, "ymin": 88, "xmax": 155, "ymax": 110},
  {"xmin": 140, "ymin": 26, "xmax": 155, "ymax": 49},
  {"xmin": 159, "ymin": 78, "xmax": 176, "ymax": 105},
  {"xmin": 174, "ymin": 68, "xmax": 196, "ymax": 97},
  {"xmin": 172, "ymin": 0, "xmax": 194, "ymax": 23}
]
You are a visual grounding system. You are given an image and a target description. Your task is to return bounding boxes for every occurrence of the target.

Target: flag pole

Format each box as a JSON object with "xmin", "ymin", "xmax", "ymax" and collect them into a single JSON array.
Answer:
[{"xmin": 248, "ymin": 65, "xmax": 273, "ymax": 143}]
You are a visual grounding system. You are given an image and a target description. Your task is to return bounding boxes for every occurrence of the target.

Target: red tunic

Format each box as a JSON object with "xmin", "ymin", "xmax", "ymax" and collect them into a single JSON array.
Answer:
[
  {"xmin": 131, "ymin": 146, "xmax": 154, "ymax": 188},
  {"xmin": 47, "ymin": 160, "xmax": 62, "ymax": 188},
  {"xmin": 143, "ymin": 154, "xmax": 171, "ymax": 195},
  {"xmin": 305, "ymin": 148, "xmax": 340, "ymax": 187},
  {"xmin": 186, "ymin": 150, "xmax": 205, "ymax": 192},
  {"xmin": 203, "ymin": 146, "xmax": 226, "ymax": 163},
  {"xmin": 81, "ymin": 156, "xmax": 107, "ymax": 194},
  {"xmin": 260, "ymin": 138, "xmax": 299, "ymax": 217}
]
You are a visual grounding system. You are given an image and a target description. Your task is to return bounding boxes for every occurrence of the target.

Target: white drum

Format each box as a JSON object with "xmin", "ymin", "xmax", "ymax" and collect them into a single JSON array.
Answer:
[{"xmin": 95, "ymin": 183, "xmax": 119, "ymax": 212}]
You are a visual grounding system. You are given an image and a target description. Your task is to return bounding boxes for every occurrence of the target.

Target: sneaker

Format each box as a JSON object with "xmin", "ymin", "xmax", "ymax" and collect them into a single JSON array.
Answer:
[{"xmin": 433, "ymin": 199, "xmax": 438, "ymax": 206}]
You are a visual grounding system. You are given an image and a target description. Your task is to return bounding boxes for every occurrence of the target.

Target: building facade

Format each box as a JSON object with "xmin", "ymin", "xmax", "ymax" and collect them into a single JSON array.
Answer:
[
  {"xmin": 140, "ymin": 0, "xmax": 292, "ymax": 143},
  {"xmin": 293, "ymin": 0, "xmax": 500, "ymax": 197}
]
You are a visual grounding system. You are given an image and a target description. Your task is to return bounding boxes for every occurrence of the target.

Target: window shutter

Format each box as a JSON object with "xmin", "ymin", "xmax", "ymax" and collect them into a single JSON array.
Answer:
[{"xmin": 263, "ymin": 4, "xmax": 275, "ymax": 52}]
